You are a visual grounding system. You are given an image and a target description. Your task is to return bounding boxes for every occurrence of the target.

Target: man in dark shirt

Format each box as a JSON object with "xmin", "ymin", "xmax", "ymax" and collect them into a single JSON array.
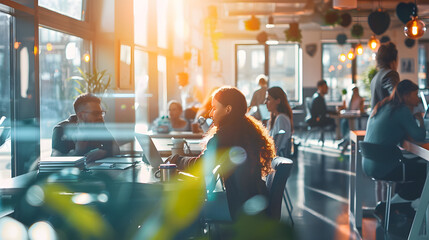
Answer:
[
  {"xmin": 51, "ymin": 93, "xmax": 120, "ymax": 162},
  {"xmin": 309, "ymin": 80, "xmax": 335, "ymax": 128}
]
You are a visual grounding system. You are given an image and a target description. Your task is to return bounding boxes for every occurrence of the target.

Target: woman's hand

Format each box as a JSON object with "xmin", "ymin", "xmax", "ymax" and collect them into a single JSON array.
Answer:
[{"xmin": 167, "ymin": 154, "xmax": 181, "ymax": 164}]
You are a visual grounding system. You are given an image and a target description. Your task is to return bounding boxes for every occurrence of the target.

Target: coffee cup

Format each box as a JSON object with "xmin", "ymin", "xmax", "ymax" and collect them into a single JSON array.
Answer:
[{"xmin": 156, "ymin": 163, "xmax": 178, "ymax": 182}]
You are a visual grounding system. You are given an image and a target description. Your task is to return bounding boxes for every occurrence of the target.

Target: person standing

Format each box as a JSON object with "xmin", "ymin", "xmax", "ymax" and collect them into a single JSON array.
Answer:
[
  {"xmin": 370, "ymin": 42, "xmax": 399, "ymax": 108},
  {"xmin": 249, "ymin": 75, "xmax": 268, "ymax": 120}
]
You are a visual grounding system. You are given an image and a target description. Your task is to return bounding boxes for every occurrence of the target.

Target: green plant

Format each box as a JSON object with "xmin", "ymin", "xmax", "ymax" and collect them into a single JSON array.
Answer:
[
  {"xmin": 361, "ymin": 65, "xmax": 378, "ymax": 97},
  {"xmin": 70, "ymin": 67, "xmax": 112, "ymax": 96}
]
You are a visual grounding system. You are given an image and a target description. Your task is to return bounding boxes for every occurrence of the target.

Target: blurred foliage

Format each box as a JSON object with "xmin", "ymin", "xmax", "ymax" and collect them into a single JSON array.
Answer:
[
  {"xmin": 285, "ymin": 23, "xmax": 302, "ymax": 43},
  {"xmin": 361, "ymin": 65, "xmax": 378, "ymax": 102}
]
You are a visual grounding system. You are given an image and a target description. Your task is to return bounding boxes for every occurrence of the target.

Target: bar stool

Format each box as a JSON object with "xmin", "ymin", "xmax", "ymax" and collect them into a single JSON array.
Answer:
[{"xmin": 359, "ymin": 141, "xmax": 409, "ymax": 235}]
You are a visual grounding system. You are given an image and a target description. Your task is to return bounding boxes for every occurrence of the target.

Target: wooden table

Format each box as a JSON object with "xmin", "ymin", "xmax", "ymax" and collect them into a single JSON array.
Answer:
[
  {"xmin": 330, "ymin": 111, "xmax": 366, "ymax": 140},
  {"xmin": 402, "ymin": 140, "xmax": 429, "ymax": 240},
  {"xmin": 349, "ymin": 130, "xmax": 366, "ymax": 229}
]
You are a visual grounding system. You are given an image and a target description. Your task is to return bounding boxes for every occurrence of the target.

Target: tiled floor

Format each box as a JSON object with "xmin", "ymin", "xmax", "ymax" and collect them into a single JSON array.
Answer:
[{"xmin": 287, "ymin": 137, "xmax": 415, "ymax": 240}]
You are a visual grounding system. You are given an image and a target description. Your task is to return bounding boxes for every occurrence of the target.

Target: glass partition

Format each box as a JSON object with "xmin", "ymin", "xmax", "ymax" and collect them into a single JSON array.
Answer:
[
  {"xmin": 0, "ymin": 11, "xmax": 11, "ymax": 179},
  {"xmin": 39, "ymin": 27, "xmax": 90, "ymax": 157}
]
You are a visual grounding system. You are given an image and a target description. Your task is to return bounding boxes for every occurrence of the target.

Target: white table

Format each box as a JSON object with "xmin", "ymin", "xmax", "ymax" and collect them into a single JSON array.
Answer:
[
  {"xmin": 349, "ymin": 130, "xmax": 366, "ymax": 229},
  {"xmin": 402, "ymin": 140, "xmax": 429, "ymax": 240}
]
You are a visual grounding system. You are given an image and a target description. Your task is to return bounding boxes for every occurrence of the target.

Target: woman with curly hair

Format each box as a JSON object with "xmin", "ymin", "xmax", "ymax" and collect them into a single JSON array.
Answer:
[{"xmin": 170, "ymin": 86, "xmax": 276, "ymax": 219}]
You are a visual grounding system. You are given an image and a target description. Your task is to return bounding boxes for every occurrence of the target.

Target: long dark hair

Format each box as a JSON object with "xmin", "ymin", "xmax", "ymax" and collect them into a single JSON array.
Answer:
[
  {"xmin": 371, "ymin": 79, "xmax": 418, "ymax": 117},
  {"xmin": 210, "ymin": 87, "xmax": 276, "ymax": 176},
  {"xmin": 267, "ymin": 87, "xmax": 294, "ymax": 131}
]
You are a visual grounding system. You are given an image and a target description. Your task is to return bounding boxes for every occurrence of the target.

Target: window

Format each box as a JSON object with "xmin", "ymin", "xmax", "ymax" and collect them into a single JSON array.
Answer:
[
  {"xmin": 236, "ymin": 45, "xmax": 265, "ymax": 103},
  {"xmin": 269, "ymin": 44, "xmax": 301, "ymax": 102},
  {"xmin": 418, "ymin": 42, "xmax": 429, "ymax": 89},
  {"xmin": 157, "ymin": 0, "xmax": 168, "ymax": 48},
  {"xmin": 236, "ymin": 44, "xmax": 301, "ymax": 103},
  {"xmin": 158, "ymin": 55, "xmax": 167, "ymax": 115},
  {"xmin": 134, "ymin": 0, "xmax": 148, "ymax": 46},
  {"xmin": 322, "ymin": 43, "xmax": 375, "ymax": 101},
  {"xmin": 0, "ymin": 11, "xmax": 11, "ymax": 179},
  {"xmin": 39, "ymin": 0, "xmax": 86, "ymax": 21},
  {"xmin": 39, "ymin": 27, "xmax": 90, "ymax": 157},
  {"xmin": 135, "ymin": 49, "xmax": 149, "ymax": 132}
]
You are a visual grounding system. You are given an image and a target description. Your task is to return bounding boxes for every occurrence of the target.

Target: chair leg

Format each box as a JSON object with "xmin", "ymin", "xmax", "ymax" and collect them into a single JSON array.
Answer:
[
  {"xmin": 283, "ymin": 192, "xmax": 294, "ymax": 226},
  {"xmin": 384, "ymin": 182, "xmax": 393, "ymax": 233},
  {"xmin": 284, "ymin": 188, "xmax": 293, "ymax": 211}
]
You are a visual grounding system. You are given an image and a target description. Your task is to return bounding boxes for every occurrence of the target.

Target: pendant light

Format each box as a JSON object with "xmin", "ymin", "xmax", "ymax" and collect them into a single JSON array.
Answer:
[
  {"xmin": 355, "ymin": 43, "xmax": 364, "ymax": 55},
  {"xmin": 339, "ymin": 53, "xmax": 346, "ymax": 62},
  {"xmin": 404, "ymin": 16, "xmax": 426, "ymax": 39},
  {"xmin": 368, "ymin": 35, "xmax": 380, "ymax": 51},
  {"xmin": 404, "ymin": 0, "xmax": 426, "ymax": 39},
  {"xmin": 347, "ymin": 49, "xmax": 355, "ymax": 60}
]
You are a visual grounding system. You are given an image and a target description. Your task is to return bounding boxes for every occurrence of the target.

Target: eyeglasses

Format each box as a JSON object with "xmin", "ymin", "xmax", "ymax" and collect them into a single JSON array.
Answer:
[{"xmin": 81, "ymin": 111, "xmax": 106, "ymax": 117}]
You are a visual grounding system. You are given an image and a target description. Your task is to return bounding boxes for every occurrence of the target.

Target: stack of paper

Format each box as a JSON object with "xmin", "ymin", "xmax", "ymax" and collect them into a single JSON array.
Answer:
[{"xmin": 38, "ymin": 156, "xmax": 85, "ymax": 173}]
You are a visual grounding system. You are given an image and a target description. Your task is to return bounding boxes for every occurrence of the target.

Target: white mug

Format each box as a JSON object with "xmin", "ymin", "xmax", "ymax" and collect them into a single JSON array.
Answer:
[{"xmin": 171, "ymin": 138, "xmax": 185, "ymax": 155}]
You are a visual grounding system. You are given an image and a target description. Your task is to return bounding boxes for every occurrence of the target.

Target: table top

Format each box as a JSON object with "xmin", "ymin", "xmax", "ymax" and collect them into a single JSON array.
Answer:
[
  {"xmin": 146, "ymin": 131, "xmax": 204, "ymax": 139},
  {"xmin": 402, "ymin": 139, "xmax": 429, "ymax": 160}
]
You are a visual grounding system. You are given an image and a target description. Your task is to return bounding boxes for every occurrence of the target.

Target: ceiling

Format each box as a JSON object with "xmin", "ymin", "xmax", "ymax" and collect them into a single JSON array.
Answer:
[{"xmin": 203, "ymin": 0, "xmax": 429, "ymax": 36}]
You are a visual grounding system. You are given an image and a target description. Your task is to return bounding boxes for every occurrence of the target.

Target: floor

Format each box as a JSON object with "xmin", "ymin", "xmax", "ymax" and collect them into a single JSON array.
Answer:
[{"xmin": 286, "ymin": 135, "xmax": 415, "ymax": 240}]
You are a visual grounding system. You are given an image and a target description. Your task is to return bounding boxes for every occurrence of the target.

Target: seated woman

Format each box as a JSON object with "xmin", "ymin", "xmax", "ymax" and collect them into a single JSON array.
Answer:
[
  {"xmin": 265, "ymin": 87, "xmax": 294, "ymax": 157},
  {"xmin": 170, "ymin": 87, "xmax": 276, "ymax": 220},
  {"xmin": 152, "ymin": 100, "xmax": 190, "ymax": 132},
  {"xmin": 364, "ymin": 79, "xmax": 426, "ymax": 203}
]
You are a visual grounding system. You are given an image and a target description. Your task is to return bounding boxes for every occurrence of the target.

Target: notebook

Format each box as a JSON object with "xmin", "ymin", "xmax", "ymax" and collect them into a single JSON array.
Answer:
[{"xmin": 135, "ymin": 133, "xmax": 165, "ymax": 168}]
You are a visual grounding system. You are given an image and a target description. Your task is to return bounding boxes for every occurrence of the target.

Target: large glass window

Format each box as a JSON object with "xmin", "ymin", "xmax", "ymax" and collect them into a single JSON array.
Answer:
[
  {"xmin": 269, "ymin": 44, "xmax": 300, "ymax": 102},
  {"xmin": 135, "ymin": 49, "xmax": 149, "ymax": 132},
  {"xmin": 158, "ymin": 55, "xmax": 167, "ymax": 115},
  {"xmin": 418, "ymin": 42, "xmax": 429, "ymax": 89},
  {"xmin": 0, "ymin": 12, "xmax": 11, "ymax": 179},
  {"xmin": 39, "ymin": 0, "xmax": 86, "ymax": 21},
  {"xmin": 157, "ymin": 0, "xmax": 168, "ymax": 48},
  {"xmin": 322, "ymin": 43, "xmax": 375, "ymax": 101},
  {"xmin": 236, "ymin": 44, "xmax": 301, "ymax": 103},
  {"xmin": 39, "ymin": 27, "xmax": 90, "ymax": 157},
  {"xmin": 236, "ymin": 45, "xmax": 265, "ymax": 103},
  {"xmin": 134, "ymin": 0, "xmax": 148, "ymax": 46}
]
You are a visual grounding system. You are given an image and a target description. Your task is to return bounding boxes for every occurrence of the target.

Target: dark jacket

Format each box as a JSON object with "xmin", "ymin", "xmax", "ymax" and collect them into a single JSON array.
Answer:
[
  {"xmin": 370, "ymin": 68, "xmax": 400, "ymax": 108},
  {"xmin": 51, "ymin": 115, "xmax": 119, "ymax": 156}
]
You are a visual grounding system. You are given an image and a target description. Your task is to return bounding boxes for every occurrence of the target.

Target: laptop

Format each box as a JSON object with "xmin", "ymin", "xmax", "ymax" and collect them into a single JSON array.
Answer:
[{"xmin": 135, "ymin": 133, "xmax": 165, "ymax": 168}]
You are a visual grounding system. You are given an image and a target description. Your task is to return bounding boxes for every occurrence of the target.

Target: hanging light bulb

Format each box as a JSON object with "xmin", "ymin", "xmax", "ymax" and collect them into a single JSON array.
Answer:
[
  {"xmin": 347, "ymin": 49, "xmax": 355, "ymax": 60},
  {"xmin": 266, "ymin": 16, "xmax": 274, "ymax": 29},
  {"xmin": 404, "ymin": 16, "xmax": 426, "ymax": 39},
  {"xmin": 368, "ymin": 35, "xmax": 380, "ymax": 52},
  {"xmin": 339, "ymin": 53, "xmax": 346, "ymax": 62},
  {"xmin": 355, "ymin": 43, "xmax": 364, "ymax": 55}
]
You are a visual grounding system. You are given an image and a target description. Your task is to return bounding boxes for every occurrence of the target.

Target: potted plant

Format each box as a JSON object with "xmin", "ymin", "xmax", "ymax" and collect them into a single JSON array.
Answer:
[{"xmin": 70, "ymin": 67, "xmax": 112, "ymax": 97}]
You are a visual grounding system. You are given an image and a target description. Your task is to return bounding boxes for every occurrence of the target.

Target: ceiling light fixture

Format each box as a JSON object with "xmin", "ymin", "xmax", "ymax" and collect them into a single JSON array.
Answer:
[
  {"xmin": 347, "ymin": 49, "xmax": 355, "ymax": 60},
  {"xmin": 339, "ymin": 53, "xmax": 346, "ymax": 62},
  {"xmin": 355, "ymin": 43, "xmax": 364, "ymax": 55},
  {"xmin": 368, "ymin": 35, "xmax": 380, "ymax": 51},
  {"xmin": 266, "ymin": 16, "xmax": 274, "ymax": 29},
  {"xmin": 404, "ymin": 0, "xmax": 426, "ymax": 39},
  {"xmin": 404, "ymin": 16, "xmax": 426, "ymax": 39}
]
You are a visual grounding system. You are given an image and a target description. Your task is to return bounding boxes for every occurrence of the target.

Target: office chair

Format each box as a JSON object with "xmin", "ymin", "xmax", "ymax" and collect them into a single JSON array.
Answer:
[
  {"xmin": 303, "ymin": 97, "xmax": 334, "ymax": 147},
  {"xmin": 266, "ymin": 157, "xmax": 294, "ymax": 225}
]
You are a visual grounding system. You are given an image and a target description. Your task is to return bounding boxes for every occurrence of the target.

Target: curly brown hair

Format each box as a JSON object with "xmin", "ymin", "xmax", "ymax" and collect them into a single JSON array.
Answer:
[{"xmin": 207, "ymin": 87, "xmax": 276, "ymax": 176}]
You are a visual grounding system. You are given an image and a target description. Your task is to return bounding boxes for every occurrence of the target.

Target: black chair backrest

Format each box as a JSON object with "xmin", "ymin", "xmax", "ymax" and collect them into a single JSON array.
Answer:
[
  {"xmin": 359, "ymin": 141, "xmax": 403, "ymax": 180},
  {"xmin": 266, "ymin": 157, "xmax": 293, "ymax": 220}
]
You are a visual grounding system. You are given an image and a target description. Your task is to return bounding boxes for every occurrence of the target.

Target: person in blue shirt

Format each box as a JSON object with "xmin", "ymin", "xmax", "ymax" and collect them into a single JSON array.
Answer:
[
  {"xmin": 265, "ymin": 86, "xmax": 294, "ymax": 157},
  {"xmin": 364, "ymin": 79, "xmax": 426, "ymax": 201}
]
